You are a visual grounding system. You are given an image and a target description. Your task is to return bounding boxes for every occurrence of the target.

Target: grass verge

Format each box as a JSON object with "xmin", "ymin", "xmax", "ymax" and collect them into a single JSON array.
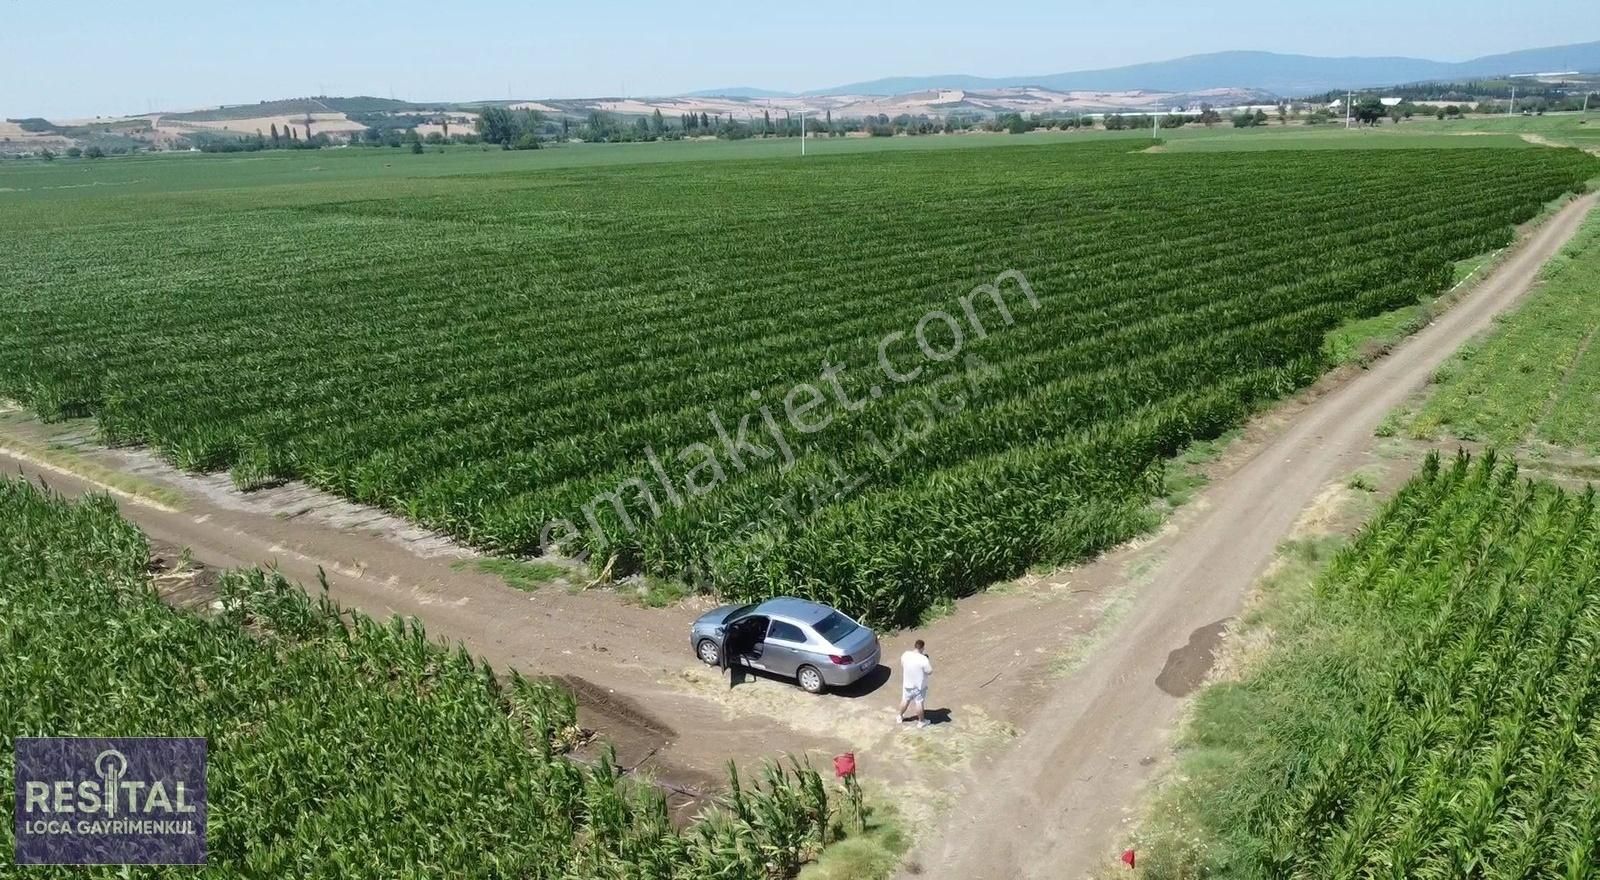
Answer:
[
  {"xmin": 801, "ymin": 797, "xmax": 912, "ymax": 880},
  {"xmin": 1408, "ymin": 199, "xmax": 1600, "ymax": 448},
  {"xmin": 0, "ymin": 422, "xmax": 185, "ymax": 511},
  {"xmin": 453, "ymin": 556, "xmax": 566, "ymax": 591}
]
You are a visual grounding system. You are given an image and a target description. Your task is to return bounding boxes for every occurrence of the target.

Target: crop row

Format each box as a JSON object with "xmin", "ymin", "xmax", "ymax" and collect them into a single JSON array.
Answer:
[
  {"xmin": 1185, "ymin": 452, "xmax": 1600, "ymax": 878},
  {"xmin": 1, "ymin": 142, "xmax": 1594, "ymax": 623}
]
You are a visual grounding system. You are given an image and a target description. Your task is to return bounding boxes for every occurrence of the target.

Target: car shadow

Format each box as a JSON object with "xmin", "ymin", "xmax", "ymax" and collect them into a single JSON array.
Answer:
[
  {"xmin": 830, "ymin": 664, "xmax": 892, "ymax": 699},
  {"xmin": 725, "ymin": 663, "xmax": 892, "ymax": 698}
]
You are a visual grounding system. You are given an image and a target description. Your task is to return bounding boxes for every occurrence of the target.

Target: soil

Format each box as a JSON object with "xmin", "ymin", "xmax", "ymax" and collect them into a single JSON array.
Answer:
[{"xmin": 2, "ymin": 193, "xmax": 1591, "ymax": 878}]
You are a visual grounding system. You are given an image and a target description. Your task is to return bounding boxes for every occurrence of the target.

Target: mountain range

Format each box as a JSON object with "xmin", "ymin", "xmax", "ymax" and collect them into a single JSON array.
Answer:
[{"xmin": 690, "ymin": 41, "xmax": 1600, "ymax": 98}]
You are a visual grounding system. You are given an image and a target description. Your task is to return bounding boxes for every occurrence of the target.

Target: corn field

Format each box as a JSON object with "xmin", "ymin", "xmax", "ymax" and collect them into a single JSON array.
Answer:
[
  {"xmin": 0, "ymin": 479, "xmax": 830, "ymax": 879},
  {"xmin": 1174, "ymin": 452, "xmax": 1600, "ymax": 878},
  {"xmin": 1, "ymin": 143, "xmax": 1595, "ymax": 625}
]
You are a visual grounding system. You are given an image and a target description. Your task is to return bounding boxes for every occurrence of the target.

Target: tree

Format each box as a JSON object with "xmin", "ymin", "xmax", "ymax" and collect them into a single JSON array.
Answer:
[
  {"xmin": 1354, "ymin": 97, "xmax": 1386, "ymax": 126},
  {"xmin": 270, "ymin": 123, "xmax": 281, "ymax": 147},
  {"xmin": 84, "ymin": 146, "xmax": 105, "ymax": 159},
  {"xmin": 476, "ymin": 106, "xmax": 518, "ymax": 146},
  {"xmin": 410, "ymin": 139, "xmax": 424, "ymax": 154},
  {"xmin": 1277, "ymin": 103, "xmax": 1288, "ymax": 125},
  {"xmin": 39, "ymin": 149, "xmax": 55, "ymax": 161},
  {"xmin": 651, "ymin": 109, "xmax": 665, "ymax": 135},
  {"xmin": 66, "ymin": 146, "xmax": 82, "ymax": 158}
]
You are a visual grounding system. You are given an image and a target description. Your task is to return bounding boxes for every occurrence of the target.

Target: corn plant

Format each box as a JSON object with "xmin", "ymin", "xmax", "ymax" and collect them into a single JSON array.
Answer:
[
  {"xmin": 0, "ymin": 480, "xmax": 830, "ymax": 879},
  {"xmin": 1158, "ymin": 453, "xmax": 1600, "ymax": 878}
]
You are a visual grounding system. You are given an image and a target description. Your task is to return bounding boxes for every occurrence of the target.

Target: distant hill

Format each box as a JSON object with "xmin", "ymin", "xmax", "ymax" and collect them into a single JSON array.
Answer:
[
  {"xmin": 806, "ymin": 41, "xmax": 1600, "ymax": 97},
  {"xmin": 162, "ymin": 96, "xmax": 441, "ymax": 123},
  {"xmin": 681, "ymin": 87, "xmax": 795, "ymax": 99}
]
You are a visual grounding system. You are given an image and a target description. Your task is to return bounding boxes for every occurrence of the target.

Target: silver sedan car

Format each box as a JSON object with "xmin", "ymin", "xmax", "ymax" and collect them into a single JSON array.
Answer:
[{"xmin": 689, "ymin": 597, "xmax": 881, "ymax": 694}]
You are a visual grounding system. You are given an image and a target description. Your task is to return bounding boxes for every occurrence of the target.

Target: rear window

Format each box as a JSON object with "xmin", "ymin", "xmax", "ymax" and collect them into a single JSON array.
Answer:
[{"xmin": 812, "ymin": 611, "xmax": 859, "ymax": 644}]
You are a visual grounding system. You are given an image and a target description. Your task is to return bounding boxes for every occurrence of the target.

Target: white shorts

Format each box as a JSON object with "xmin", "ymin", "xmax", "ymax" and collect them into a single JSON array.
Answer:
[{"xmin": 902, "ymin": 684, "xmax": 927, "ymax": 704}]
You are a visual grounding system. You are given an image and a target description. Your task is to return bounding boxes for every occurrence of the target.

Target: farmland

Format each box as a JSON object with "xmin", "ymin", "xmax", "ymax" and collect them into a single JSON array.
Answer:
[
  {"xmin": 0, "ymin": 478, "xmax": 835, "ymax": 878},
  {"xmin": 1136, "ymin": 452, "xmax": 1600, "ymax": 878},
  {"xmin": 1, "ymin": 141, "xmax": 1594, "ymax": 625}
]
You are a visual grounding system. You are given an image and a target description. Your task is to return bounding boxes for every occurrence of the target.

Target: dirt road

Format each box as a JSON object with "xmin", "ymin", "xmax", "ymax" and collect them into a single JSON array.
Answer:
[
  {"xmin": 0, "ymin": 421, "xmax": 850, "ymax": 797},
  {"xmin": 909, "ymin": 193, "xmax": 1598, "ymax": 879}
]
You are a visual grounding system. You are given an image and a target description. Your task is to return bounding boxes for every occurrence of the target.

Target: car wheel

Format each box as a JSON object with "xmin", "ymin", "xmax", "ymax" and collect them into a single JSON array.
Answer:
[
  {"xmin": 697, "ymin": 639, "xmax": 720, "ymax": 666},
  {"xmin": 797, "ymin": 665, "xmax": 826, "ymax": 695}
]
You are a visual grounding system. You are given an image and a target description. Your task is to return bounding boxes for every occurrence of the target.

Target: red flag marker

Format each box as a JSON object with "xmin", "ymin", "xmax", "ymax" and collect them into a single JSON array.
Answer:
[
  {"xmin": 833, "ymin": 752, "xmax": 856, "ymax": 779},
  {"xmin": 1122, "ymin": 849, "xmax": 1136, "ymax": 868}
]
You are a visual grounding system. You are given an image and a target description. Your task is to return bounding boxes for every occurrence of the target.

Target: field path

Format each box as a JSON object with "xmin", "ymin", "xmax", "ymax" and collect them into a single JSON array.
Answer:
[
  {"xmin": 0, "ymin": 426, "xmax": 849, "ymax": 801},
  {"xmin": 911, "ymin": 191, "xmax": 1598, "ymax": 879}
]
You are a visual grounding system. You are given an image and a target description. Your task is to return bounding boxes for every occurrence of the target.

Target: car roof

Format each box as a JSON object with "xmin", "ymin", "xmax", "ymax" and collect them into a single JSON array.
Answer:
[{"xmin": 753, "ymin": 596, "xmax": 834, "ymax": 625}]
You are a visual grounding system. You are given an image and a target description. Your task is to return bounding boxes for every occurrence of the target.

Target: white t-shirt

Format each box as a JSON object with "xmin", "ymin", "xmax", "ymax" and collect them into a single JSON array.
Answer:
[{"xmin": 901, "ymin": 650, "xmax": 933, "ymax": 690}]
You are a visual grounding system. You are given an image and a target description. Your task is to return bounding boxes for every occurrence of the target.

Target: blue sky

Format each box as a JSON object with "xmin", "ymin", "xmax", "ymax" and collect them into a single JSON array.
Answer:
[{"xmin": 2, "ymin": 0, "xmax": 1595, "ymax": 118}]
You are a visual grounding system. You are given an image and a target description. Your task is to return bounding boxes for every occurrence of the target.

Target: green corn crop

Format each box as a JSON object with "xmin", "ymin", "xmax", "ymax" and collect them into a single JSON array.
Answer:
[{"xmin": 0, "ymin": 480, "xmax": 830, "ymax": 878}]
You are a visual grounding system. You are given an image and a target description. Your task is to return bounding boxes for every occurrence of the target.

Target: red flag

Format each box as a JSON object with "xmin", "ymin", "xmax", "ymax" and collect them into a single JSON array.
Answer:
[
  {"xmin": 833, "ymin": 753, "xmax": 856, "ymax": 779},
  {"xmin": 1122, "ymin": 849, "xmax": 1136, "ymax": 868}
]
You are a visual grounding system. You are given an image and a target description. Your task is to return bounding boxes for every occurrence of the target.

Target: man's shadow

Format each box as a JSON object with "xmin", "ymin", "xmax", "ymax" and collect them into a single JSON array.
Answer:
[{"xmin": 922, "ymin": 707, "xmax": 953, "ymax": 725}]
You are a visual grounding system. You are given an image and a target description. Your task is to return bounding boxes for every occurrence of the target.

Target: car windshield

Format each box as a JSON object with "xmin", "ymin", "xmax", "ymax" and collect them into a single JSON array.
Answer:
[{"xmin": 812, "ymin": 611, "xmax": 859, "ymax": 644}]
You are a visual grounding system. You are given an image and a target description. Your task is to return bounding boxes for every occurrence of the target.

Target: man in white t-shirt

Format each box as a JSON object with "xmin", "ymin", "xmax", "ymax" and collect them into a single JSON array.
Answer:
[{"xmin": 898, "ymin": 640, "xmax": 933, "ymax": 728}]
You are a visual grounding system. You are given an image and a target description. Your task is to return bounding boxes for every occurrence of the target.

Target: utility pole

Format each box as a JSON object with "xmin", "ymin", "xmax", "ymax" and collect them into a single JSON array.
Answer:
[
  {"xmin": 1508, "ymin": 86, "xmax": 1516, "ymax": 116},
  {"xmin": 800, "ymin": 110, "xmax": 806, "ymax": 156},
  {"xmin": 1345, "ymin": 91, "xmax": 1353, "ymax": 128}
]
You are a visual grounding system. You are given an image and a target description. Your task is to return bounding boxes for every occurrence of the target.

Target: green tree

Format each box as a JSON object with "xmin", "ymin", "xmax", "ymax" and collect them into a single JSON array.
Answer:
[
  {"xmin": 270, "ymin": 123, "xmax": 281, "ymax": 147},
  {"xmin": 476, "ymin": 106, "xmax": 518, "ymax": 146},
  {"xmin": 1354, "ymin": 97, "xmax": 1386, "ymax": 125}
]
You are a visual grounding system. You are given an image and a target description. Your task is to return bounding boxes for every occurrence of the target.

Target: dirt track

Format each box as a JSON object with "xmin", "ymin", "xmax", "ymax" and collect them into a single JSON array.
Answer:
[
  {"xmin": 910, "ymin": 192, "xmax": 1599, "ymax": 879},
  {"xmin": 0, "ymin": 423, "xmax": 849, "ymax": 796}
]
